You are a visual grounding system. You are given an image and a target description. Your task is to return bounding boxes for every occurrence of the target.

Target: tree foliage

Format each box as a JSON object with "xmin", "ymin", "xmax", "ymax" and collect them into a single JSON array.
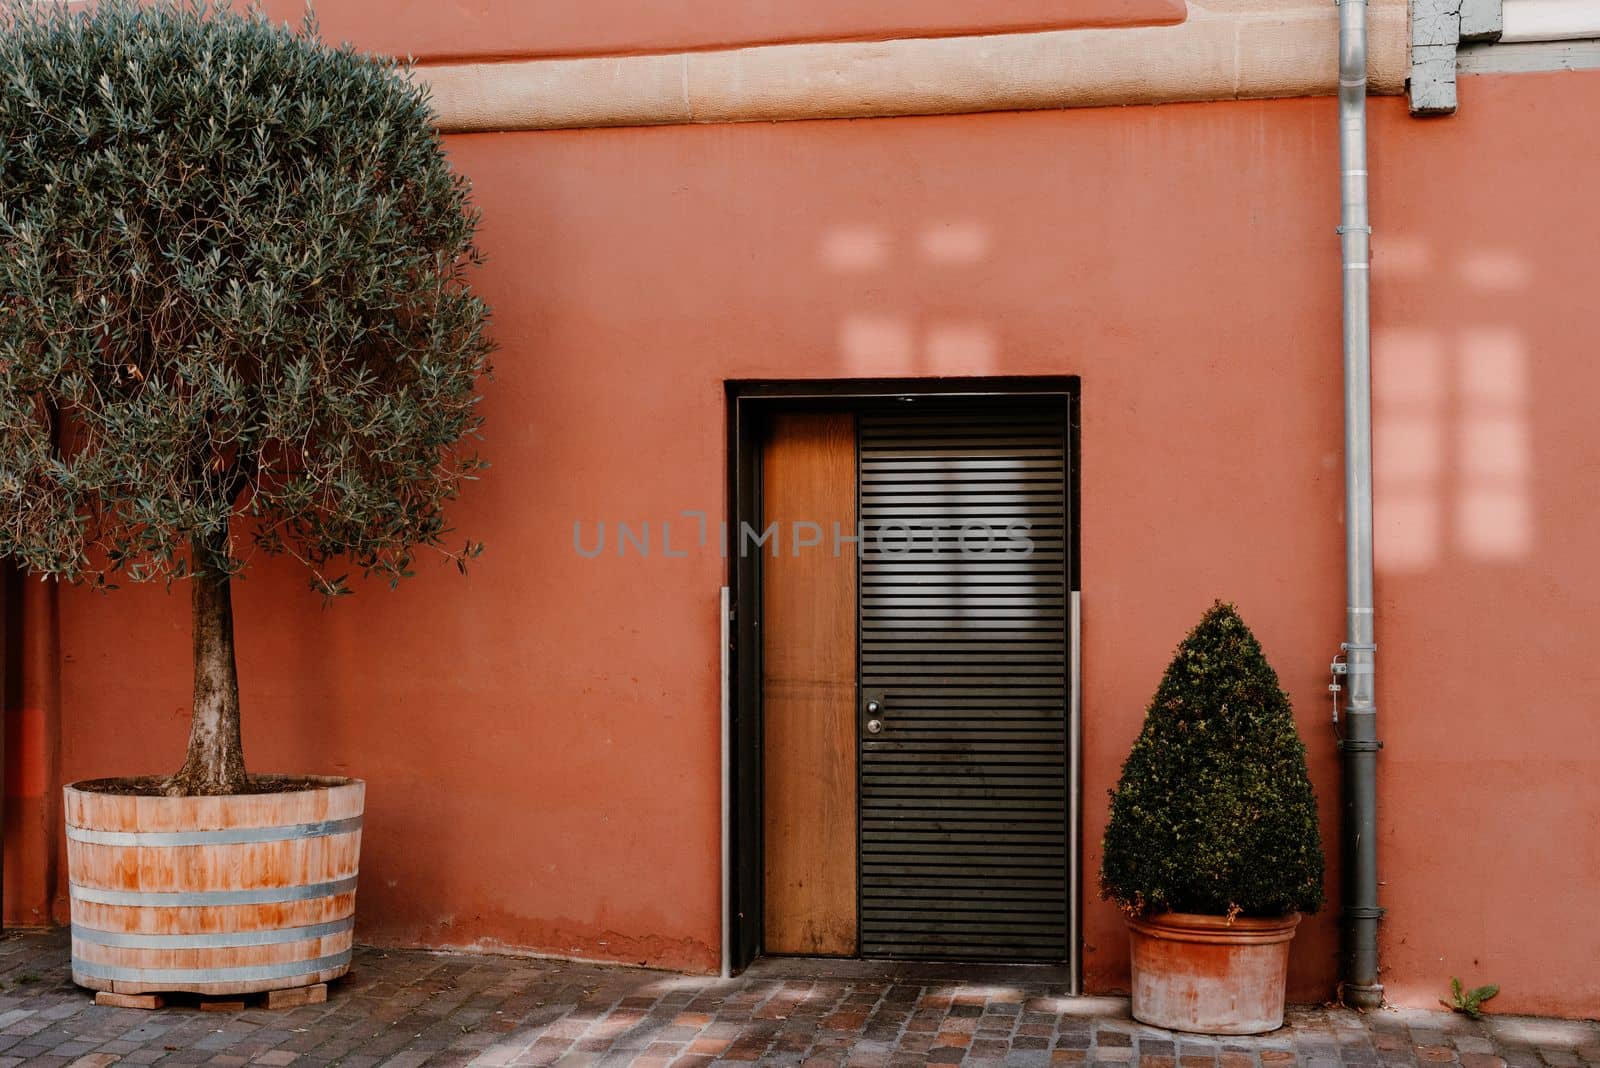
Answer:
[
  {"xmin": 0, "ymin": 0, "xmax": 492, "ymax": 594},
  {"xmin": 1100, "ymin": 602, "xmax": 1325, "ymax": 918}
]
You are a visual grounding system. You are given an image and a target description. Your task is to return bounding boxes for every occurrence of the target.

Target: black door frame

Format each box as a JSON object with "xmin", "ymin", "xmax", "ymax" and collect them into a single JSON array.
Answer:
[{"xmin": 725, "ymin": 377, "xmax": 1081, "ymax": 987}]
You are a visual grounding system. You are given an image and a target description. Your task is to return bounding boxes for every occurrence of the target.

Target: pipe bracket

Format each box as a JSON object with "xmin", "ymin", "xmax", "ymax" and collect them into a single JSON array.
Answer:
[
  {"xmin": 1341, "ymin": 905, "xmax": 1387, "ymax": 919},
  {"xmin": 1337, "ymin": 738, "xmax": 1384, "ymax": 752}
]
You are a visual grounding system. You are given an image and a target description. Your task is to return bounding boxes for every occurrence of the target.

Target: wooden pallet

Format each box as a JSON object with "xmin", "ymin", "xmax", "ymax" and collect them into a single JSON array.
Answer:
[{"xmin": 94, "ymin": 983, "xmax": 328, "ymax": 1012}]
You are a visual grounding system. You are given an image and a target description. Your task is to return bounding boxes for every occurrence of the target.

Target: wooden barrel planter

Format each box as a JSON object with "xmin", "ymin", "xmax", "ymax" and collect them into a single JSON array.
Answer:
[{"xmin": 64, "ymin": 776, "xmax": 364, "ymax": 997}]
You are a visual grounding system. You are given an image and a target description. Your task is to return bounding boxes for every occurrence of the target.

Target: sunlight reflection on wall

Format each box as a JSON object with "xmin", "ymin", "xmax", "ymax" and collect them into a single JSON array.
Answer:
[
  {"xmin": 1374, "ymin": 247, "xmax": 1533, "ymax": 570},
  {"xmin": 1457, "ymin": 327, "xmax": 1532, "ymax": 559},
  {"xmin": 1375, "ymin": 327, "xmax": 1444, "ymax": 571},
  {"xmin": 823, "ymin": 221, "xmax": 998, "ymax": 375}
]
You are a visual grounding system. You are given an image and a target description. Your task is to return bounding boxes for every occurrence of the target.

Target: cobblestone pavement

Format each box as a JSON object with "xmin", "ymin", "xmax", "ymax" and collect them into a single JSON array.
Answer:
[{"xmin": 0, "ymin": 931, "xmax": 1592, "ymax": 1068}]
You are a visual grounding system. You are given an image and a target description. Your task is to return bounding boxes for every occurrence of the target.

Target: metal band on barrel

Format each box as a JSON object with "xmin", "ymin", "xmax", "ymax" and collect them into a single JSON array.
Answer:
[
  {"xmin": 71, "ymin": 949, "xmax": 353, "ymax": 984},
  {"xmin": 65, "ymin": 815, "xmax": 363, "ymax": 847},
  {"xmin": 71, "ymin": 916, "xmax": 354, "ymax": 949},
  {"xmin": 69, "ymin": 875, "xmax": 358, "ymax": 907}
]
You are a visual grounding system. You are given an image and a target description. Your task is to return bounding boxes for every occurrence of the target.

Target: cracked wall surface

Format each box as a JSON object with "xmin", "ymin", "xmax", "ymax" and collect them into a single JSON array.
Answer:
[{"xmin": 1411, "ymin": 0, "xmax": 1504, "ymax": 114}]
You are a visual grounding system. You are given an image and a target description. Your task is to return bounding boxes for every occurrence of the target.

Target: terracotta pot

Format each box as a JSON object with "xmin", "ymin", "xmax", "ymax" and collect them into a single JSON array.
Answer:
[
  {"xmin": 64, "ymin": 776, "xmax": 364, "ymax": 996},
  {"xmin": 1127, "ymin": 911, "xmax": 1300, "ymax": 1034}
]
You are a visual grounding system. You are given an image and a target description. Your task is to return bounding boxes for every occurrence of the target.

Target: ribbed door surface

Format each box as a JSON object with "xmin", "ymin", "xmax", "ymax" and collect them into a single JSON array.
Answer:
[{"xmin": 857, "ymin": 407, "xmax": 1069, "ymax": 961}]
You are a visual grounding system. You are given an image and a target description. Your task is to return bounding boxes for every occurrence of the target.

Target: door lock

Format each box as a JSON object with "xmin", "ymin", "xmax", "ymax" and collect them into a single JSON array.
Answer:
[
  {"xmin": 865, "ymin": 718, "xmax": 883, "ymax": 734},
  {"xmin": 865, "ymin": 698, "xmax": 883, "ymax": 734}
]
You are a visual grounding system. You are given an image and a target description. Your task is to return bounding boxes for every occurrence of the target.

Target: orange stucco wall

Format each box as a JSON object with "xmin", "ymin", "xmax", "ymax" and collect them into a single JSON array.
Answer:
[
  {"xmin": 1367, "ymin": 73, "xmax": 1600, "ymax": 1018},
  {"xmin": 6, "ymin": 72, "xmax": 1599, "ymax": 1016},
  {"xmin": 253, "ymin": 0, "xmax": 1185, "ymax": 62}
]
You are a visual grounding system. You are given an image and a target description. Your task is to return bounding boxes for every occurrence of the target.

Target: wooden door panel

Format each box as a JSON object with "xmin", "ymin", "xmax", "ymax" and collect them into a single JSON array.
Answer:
[{"xmin": 761, "ymin": 412, "xmax": 858, "ymax": 956}]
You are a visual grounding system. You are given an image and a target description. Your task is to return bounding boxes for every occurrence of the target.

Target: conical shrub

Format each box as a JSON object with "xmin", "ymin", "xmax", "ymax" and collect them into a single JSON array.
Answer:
[{"xmin": 1100, "ymin": 602, "xmax": 1325, "ymax": 917}]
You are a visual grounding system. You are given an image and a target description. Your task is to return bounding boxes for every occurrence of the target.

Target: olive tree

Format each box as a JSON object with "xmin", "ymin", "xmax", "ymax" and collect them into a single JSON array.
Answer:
[{"xmin": 0, "ymin": 1, "xmax": 492, "ymax": 794}]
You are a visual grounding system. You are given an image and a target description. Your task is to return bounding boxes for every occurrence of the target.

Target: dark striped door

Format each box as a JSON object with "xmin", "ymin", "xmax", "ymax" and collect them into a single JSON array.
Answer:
[{"xmin": 857, "ymin": 407, "xmax": 1070, "ymax": 961}]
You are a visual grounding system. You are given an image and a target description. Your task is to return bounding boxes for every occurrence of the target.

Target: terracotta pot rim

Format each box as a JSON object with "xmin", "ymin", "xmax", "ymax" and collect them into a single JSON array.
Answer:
[
  {"xmin": 1127, "ymin": 910, "xmax": 1301, "ymax": 946},
  {"xmin": 65, "ymin": 774, "xmax": 364, "ymax": 799}
]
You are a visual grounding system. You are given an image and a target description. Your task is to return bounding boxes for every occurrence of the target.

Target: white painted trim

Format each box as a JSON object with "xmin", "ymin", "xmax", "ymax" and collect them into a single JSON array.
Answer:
[
  {"xmin": 419, "ymin": 0, "xmax": 1406, "ymax": 133},
  {"xmin": 719, "ymin": 584, "xmax": 731, "ymax": 980},
  {"xmin": 1502, "ymin": 0, "xmax": 1600, "ymax": 42},
  {"xmin": 1068, "ymin": 589, "xmax": 1083, "ymax": 998},
  {"xmin": 1459, "ymin": 35, "xmax": 1600, "ymax": 71}
]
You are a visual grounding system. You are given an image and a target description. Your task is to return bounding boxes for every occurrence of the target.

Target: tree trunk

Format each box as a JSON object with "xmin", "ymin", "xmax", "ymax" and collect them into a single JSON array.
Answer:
[{"xmin": 166, "ymin": 535, "xmax": 247, "ymax": 796}]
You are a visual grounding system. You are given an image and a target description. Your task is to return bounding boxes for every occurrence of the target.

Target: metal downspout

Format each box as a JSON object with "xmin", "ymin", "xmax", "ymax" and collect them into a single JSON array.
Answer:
[{"xmin": 1337, "ymin": 0, "xmax": 1384, "ymax": 1011}]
